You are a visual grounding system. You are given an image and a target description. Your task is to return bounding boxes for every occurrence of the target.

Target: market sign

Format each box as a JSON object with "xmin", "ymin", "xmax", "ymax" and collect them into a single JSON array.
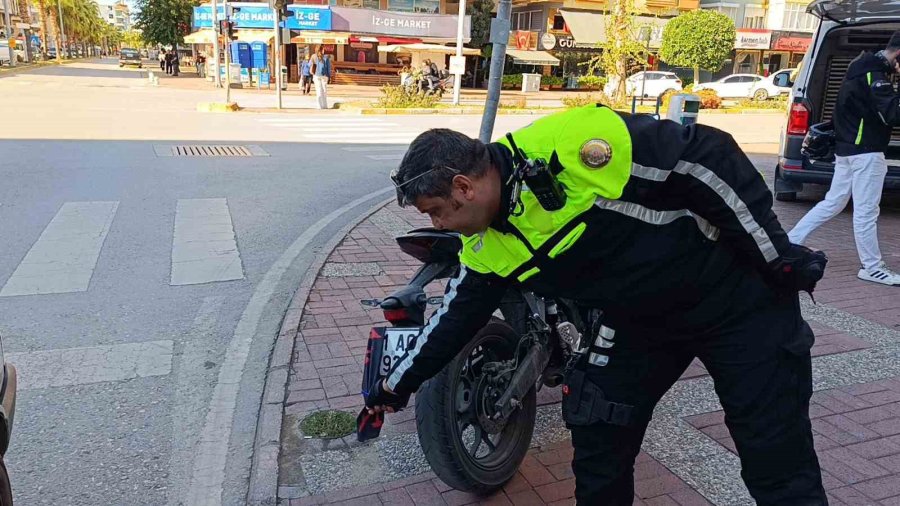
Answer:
[
  {"xmin": 193, "ymin": 4, "xmax": 331, "ymax": 30},
  {"xmin": 545, "ymin": 34, "xmax": 603, "ymax": 52},
  {"xmin": 771, "ymin": 31, "xmax": 812, "ymax": 52},
  {"xmin": 331, "ymin": 6, "xmax": 470, "ymax": 39},
  {"xmin": 735, "ymin": 29, "xmax": 772, "ymax": 50},
  {"xmin": 540, "ymin": 32, "xmax": 556, "ymax": 51}
]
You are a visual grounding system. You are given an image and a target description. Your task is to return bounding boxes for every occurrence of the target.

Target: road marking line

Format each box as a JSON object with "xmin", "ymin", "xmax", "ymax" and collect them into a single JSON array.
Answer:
[
  {"xmin": 296, "ymin": 128, "xmax": 398, "ymax": 133},
  {"xmin": 0, "ymin": 201, "xmax": 118, "ymax": 297},
  {"xmin": 171, "ymin": 198, "xmax": 244, "ymax": 286},
  {"xmin": 187, "ymin": 186, "xmax": 393, "ymax": 506},
  {"xmin": 8, "ymin": 340, "xmax": 174, "ymax": 389}
]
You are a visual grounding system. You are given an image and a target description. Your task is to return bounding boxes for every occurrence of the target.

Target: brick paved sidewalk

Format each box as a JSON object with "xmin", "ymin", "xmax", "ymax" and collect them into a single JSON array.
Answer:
[{"xmin": 277, "ymin": 157, "xmax": 900, "ymax": 505}]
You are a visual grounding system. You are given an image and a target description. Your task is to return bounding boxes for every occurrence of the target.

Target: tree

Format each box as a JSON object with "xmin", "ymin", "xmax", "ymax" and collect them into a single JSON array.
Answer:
[
  {"xmin": 582, "ymin": 0, "xmax": 648, "ymax": 104},
  {"xmin": 120, "ymin": 29, "xmax": 144, "ymax": 49},
  {"xmin": 659, "ymin": 9, "xmax": 735, "ymax": 84},
  {"xmin": 135, "ymin": 0, "xmax": 196, "ymax": 49},
  {"xmin": 466, "ymin": 0, "xmax": 493, "ymax": 49}
]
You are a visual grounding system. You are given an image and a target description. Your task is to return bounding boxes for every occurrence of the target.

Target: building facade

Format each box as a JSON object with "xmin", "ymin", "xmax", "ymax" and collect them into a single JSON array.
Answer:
[
  {"xmin": 700, "ymin": 0, "xmax": 817, "ymax": 78},
  {"xmin": 97, "ymin": 0, "xmax": 132, "ymax": 31}
]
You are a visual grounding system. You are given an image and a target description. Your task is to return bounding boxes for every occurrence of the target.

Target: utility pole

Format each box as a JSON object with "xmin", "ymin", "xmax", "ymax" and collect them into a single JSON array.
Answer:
[
  {"xmin": 212, "ymin": 0, "xmax": 221, "ymax": 87},
  {"xmin": 272, "ymin": 3, "xmax": 281, "ymax": 109},
  {"xmin": 451, "ymin": 0, "xmax": 465, "ymax": 106},
  {"xmin": 478, "ymin": 0, "xmax": 512, "ymax": 143},
  {"xmin": 56, "ymin": 0, "xmax": 64, "ymax": 61},
  {"xmin": 1, "ymin": 0, "xmax": 15, "ymax": 67},
  {"xmin": 223, "ymin": 0, "xmax": 232, "ymax": 103}
]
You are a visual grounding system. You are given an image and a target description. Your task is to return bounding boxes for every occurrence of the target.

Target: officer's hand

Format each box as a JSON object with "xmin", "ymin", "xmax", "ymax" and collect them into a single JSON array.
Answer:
[
  {"xmin": 769, "ymin": 244, "xmax": 828, "ymax": 294},
  {"xmin": 365, "ymin": 380, "xmax": 409, "ymax": 415}
]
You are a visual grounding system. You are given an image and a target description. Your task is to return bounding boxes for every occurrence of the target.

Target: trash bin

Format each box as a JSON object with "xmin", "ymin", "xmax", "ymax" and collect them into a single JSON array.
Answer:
[
  {"xmin": 666, "ymin": 93, "xmax": 701, "ymax": 126},
  {"xmin": 522, "ymin": 73, "xmax": 541, "ymax": 93},
  {"xmin": 228, "ymin": 63, "xmax": 242, "ymax": 87},
  {"xmin": 281, "ymin": 65, "xmax": 288, "ymax": 91}
]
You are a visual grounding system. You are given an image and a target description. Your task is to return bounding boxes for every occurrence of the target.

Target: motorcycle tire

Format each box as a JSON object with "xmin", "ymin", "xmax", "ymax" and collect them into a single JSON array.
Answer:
[
  {"xmin": 415, "ymin": 318, "xmax": 536, "ymax": 494},
  {"xmin": 0, "ymin": 459, "xmax": 13, "ymax": 506}
]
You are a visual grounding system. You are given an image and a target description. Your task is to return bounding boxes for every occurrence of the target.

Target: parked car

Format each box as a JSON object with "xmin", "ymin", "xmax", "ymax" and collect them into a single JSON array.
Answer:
[
  {"xmin": 604, "ymin": 71, "xmax": 683, "ymax": 98},
  {"xmin": 119, "ymin": 48, "xmax": 142, "ymax": 68},
  {"xmin": 0, "ymin": 42, "xmax": 24, "ymax": 65},
  {"xmin": 694, "ymin": 74, "xmax": 765, "ymax": 98},
  {"xmin": 775, "ymin": 0, "xmax": 900, "ymax": 201},
  {"xmin": 749, "ymin": 68, "xmax": 796, "ymax": 100},
  {"xmin": 46, "ymin": 47, "xmax": 57, "ymax": 59},
  {"xmin": 0, "ymin": 332, "xmax": 17, "ymax": 505}
]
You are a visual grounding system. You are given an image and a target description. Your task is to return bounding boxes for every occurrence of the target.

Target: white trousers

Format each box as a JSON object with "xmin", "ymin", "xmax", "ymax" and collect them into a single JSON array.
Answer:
[
  {"xmin": 313, "ymin": 75, "xmax": 328, "ymax": 109},
  {"xmin": 787, "ymin": 151, "xmax": 888, "ymax": 270}
]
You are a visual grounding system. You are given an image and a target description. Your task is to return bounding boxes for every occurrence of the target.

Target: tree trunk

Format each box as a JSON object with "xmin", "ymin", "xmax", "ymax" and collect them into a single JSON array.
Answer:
[
  {"xmin": 46, "ymin": 6, "xmax": 62, "ymax": 60},
  {"xmin": 693, "ymin": 66, "xmax": 700, "ymax": 85}
]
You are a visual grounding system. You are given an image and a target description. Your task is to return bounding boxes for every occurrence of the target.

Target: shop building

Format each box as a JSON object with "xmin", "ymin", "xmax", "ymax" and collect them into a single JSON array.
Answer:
[{"xmin": 189, "ymin": 1, "xmax": 470, "ymax": 87}]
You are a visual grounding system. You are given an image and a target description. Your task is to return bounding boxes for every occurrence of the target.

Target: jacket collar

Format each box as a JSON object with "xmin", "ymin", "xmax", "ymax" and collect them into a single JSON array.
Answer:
[{"xmin": 486, "ymin": 142, "xmax": 515, "ymax": 232}]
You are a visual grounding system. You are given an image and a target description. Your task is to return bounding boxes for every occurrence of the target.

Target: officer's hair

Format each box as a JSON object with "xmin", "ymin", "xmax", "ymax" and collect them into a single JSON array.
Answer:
[{"xmin": 395, "ymin": 129, "xmax": 491, "ymax": 206}]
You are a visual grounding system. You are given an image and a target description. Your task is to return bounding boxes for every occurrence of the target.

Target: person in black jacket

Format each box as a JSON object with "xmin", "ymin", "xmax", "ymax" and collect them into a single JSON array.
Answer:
[
  {"xmin": 789, "ymin": 31, "xmax": 900, "ymax": 286},
  {"xmin": 365, "ymin": 106, "xmax": 828, "ymax": 505}
]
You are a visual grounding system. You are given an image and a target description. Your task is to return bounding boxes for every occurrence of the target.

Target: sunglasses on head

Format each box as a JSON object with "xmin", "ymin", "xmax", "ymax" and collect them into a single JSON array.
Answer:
[{"xmin": 390, "ymin": 166, "xmax": 461, "ymax": 206}]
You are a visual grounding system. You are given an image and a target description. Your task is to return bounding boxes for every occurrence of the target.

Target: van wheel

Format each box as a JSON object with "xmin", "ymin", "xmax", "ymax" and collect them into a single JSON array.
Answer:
[{"xmin": 753, "ymin": 89, "xmax": 769, "ymax": 101}]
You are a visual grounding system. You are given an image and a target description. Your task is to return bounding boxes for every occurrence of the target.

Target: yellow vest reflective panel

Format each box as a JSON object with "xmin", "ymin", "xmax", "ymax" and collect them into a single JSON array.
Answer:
[{"xmin": 460, "ymin": 105, "xmax": 633, "ymax": 280}]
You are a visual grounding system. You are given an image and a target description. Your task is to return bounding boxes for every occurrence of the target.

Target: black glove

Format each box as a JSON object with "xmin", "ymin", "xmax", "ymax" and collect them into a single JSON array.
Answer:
[
  {"xmin": 768, "ymin": 244, "xmax": 828, "ymax": 295},
  {"xmin": 364, "ymin": 380, "xmax": 410, "ymax": 412}
]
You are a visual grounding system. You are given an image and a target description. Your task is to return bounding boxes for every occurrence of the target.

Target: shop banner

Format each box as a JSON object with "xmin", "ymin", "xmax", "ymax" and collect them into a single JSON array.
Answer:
[
  {"xmin": 193, "ymin": 4, "xmax": 331, "ymax": 30},
  {"xmin": 331, "ymin": 6, "xmax": 470, "ymax": 39},
  {"xmin": 771, "ymin": 31, "xmax": 812, "ymax": 52},
  {"xmin": 735, "ymin": 29, "xmax": 772, "ymax": 50}
]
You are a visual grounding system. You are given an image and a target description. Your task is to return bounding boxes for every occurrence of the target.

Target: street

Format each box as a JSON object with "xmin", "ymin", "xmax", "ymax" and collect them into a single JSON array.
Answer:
[
  {"xmin": 0, "ymin": 58, "xmax": 547, "ymax": 506},
  {"xmin": 0, "ymin": 58, "xmax": 799, "ymax": 505}
]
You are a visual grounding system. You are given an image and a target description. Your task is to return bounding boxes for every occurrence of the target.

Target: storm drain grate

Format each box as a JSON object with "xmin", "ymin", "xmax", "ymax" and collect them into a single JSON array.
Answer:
[{"xmin": 171, "ymin": 145, "xmax": 254, "ymax": 157}]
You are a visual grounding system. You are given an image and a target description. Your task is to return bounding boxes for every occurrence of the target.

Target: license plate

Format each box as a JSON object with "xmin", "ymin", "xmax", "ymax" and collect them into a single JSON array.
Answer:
[{"xmin": 373, "ymin": 327, "xmax": 422, "ymax": 377}]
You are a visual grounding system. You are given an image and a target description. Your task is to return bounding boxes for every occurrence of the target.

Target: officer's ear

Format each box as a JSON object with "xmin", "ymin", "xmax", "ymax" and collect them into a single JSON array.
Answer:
[{"xmin": 451, "ymin": 175, "xmax": 477, "ymax": 201}]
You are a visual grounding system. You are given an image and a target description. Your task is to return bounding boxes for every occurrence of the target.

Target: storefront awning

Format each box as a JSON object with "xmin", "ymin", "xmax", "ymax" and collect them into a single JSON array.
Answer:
[
  {"xmin": 291, "ymin": 31, "xmax": 351, "ymax": 45},
  {"xmin": 235, "ymin": 29, "xmax": 274, "ymax": 42},
  {"xmin": 505, "ymin": 49, "xmax": 560, "ymax": 66},
  {"xmin": 378, "ymin": 43, "xmax": 480, "ymax": 56},
  {"xmin": 559, "ymin": 10, "xmax": 604, "ymax": 46},
  {"xmin": 184, "ymin": 30, "xmax": 216, "ymax": 44}
]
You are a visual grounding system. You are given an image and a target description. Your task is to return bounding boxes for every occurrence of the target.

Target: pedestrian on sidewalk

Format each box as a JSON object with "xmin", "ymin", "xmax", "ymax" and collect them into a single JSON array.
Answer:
[
  {"xmin": 300, "ymin": 57, "xmax": 312, "ymax": 95},
  {"xmin": 369, "ymin": 106, "xmax": 829, "ymax": 505},
  {"xmin": 788, "ymin": 31, "xmax": 900, "ymax": 286},
  {"xmin": 164, "ymin": 51, "xmax": 173, "ymax": 75},
  {"xmin": 172, "ymin": 52, "xmax": 180, "ymax": 77},
  {"xmin": 311, "ymin": 50, "xmax": 331, "ymax": 109},
  {"xmin": 158, "ymin": 50, "xmax": 165, "ymax": 72},
  {"xmin": 196, "ymin": 54, "xmax": 206, "ymax": 78}
]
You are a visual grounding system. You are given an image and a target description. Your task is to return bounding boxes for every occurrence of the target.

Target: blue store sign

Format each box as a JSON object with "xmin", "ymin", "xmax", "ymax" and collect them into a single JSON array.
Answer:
[{"xmin": 193, "ymin": 4, "xmax": 331, "ymax": 30}]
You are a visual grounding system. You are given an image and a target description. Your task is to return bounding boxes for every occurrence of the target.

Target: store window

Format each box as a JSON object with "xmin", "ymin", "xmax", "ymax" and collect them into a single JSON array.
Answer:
[
  {"xmin": 552, "ymin": 14, "xmax": 565, "ymax": 31},
  {"xmin": 782, "ymin": 3, "xmax": 817, "ymax": 32},
  {"xmin": 387, "ymin": 0, "xmax": 438, "ymax": 12},
  {"xmin": 344, "ymin": 42, "xmax": 379, "ymax": 63},
  {"xmin": 702, "ymin": 5, "xmax": 739, "ymax": 26},
  {"xmin": 743, "ymin": 6, "xmax": 766, "ymax": 29}
]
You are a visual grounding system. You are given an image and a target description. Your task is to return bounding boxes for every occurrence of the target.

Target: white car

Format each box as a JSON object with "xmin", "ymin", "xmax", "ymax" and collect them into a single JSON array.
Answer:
[
  {"xmin": 694, "ymin": 74, "xmax": 765, "ymax": 99},
  {"xmin": 0, "ymin": 42, "xmax": 25, "ymax": 64},
  {"xmin": 604, "ymin": 71, "xmax": 683, "ymax": 98},
  {"xmin": 748, "ymin": 68, "xmax": 796, "ymax": 100}
]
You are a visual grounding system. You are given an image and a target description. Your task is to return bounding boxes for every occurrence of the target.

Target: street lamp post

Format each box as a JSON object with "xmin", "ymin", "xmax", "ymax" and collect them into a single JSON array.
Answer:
[
  {"xmin": 223, "ymin": 0, "xmax": 232, "ymax": 103},
  {"xmin": 451, "ymin": 0, "xmax": 465, "ymax": 106},
  {"xmin": 479, "ymin": 0, "xmax": 512, "ymax": 142}
]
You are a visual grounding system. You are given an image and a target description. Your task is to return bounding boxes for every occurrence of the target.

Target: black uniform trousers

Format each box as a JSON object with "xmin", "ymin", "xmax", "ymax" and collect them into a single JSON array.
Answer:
[{"xmin": 564, "ymin": 273, "xmax": 827, "ymax": 505}]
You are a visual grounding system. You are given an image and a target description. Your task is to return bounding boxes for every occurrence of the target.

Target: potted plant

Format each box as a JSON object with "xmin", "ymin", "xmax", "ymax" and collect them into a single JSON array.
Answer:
[
  {"xmin": 502, "ymin": 73, "xmax": 523, "ymax": 90},
  {"xmin": 577, "ymin": 75, "xmax": 606, "ymax": 91}
]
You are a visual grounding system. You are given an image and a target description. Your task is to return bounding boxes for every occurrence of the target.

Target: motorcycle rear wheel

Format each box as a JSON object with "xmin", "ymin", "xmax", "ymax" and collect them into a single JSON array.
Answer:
[{"xmin": 415, "ymin": 319, "xmax": 536, "ymax": 494}]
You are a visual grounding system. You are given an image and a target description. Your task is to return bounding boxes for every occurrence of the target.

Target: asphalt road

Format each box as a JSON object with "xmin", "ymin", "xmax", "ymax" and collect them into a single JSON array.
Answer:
[
  {"xmin": 0, "ymin": 59, "xmax": 546, "ymax": 506},
  {"xmin": 0, "ymin": 58, "xmax": 789, "ymax": 506}
]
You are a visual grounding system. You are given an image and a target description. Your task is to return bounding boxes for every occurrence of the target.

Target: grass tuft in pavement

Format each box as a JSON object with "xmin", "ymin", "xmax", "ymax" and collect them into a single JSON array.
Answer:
[{"xmin": 300, "ymin": 410, "xmax": 356, "ymax": 439}]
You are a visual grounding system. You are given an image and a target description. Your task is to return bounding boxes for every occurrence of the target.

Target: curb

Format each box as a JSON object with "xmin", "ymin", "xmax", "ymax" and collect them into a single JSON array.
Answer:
[
  {"xmin": 246, "ymin": 196, "xmax": 395, "ymax": 506},
  {"xmin": 350, "ymin": 107, "xmax": 564, "ymax": 115},
  {"xmin": 0, "ymin": 58, "xmax": 85, "ymax": 76}
]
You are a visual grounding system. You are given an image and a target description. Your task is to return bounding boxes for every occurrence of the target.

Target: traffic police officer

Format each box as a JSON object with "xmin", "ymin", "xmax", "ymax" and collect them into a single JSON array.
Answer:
[{"xmin": 366, "ymin": 105, "xmax": 829, "ymax": 505}]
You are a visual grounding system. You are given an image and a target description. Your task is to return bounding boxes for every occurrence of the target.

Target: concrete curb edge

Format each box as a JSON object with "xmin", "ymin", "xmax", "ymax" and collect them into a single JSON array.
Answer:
[{"xmin": 246, "ymin": 195, "xmax": 396, "ymax": 505}]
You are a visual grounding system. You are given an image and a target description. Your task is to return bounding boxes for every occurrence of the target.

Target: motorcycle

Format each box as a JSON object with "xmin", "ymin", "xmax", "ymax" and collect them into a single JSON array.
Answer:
[{"xmin": 359, "ymin": 228, "xmax": 600, "ymax": 493}]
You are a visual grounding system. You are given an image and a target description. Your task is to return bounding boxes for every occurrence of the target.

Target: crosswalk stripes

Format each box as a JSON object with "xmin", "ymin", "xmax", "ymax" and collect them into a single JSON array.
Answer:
[
  {"xmin": 255, "ymin": 116, "xmax": 420, "ymax": 144},
  {"xmin": 0, "ymin": 199, "xmax": 246, "ymax": 298},
  {"xmin": 0, "ymin": 201, "xmax": 119, "ymax": 297}
]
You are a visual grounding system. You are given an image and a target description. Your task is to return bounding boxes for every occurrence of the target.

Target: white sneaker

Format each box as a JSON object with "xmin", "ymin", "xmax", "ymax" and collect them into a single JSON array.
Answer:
[{"xmin": 858, "ymin": 263, "xmax": 900, "ymax": 286}]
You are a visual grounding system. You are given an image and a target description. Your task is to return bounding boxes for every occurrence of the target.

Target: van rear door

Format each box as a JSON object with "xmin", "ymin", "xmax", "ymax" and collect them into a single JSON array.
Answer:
[{"xmin": 809, "ymin": 0, "xmax": 900, "ymax": 24}]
